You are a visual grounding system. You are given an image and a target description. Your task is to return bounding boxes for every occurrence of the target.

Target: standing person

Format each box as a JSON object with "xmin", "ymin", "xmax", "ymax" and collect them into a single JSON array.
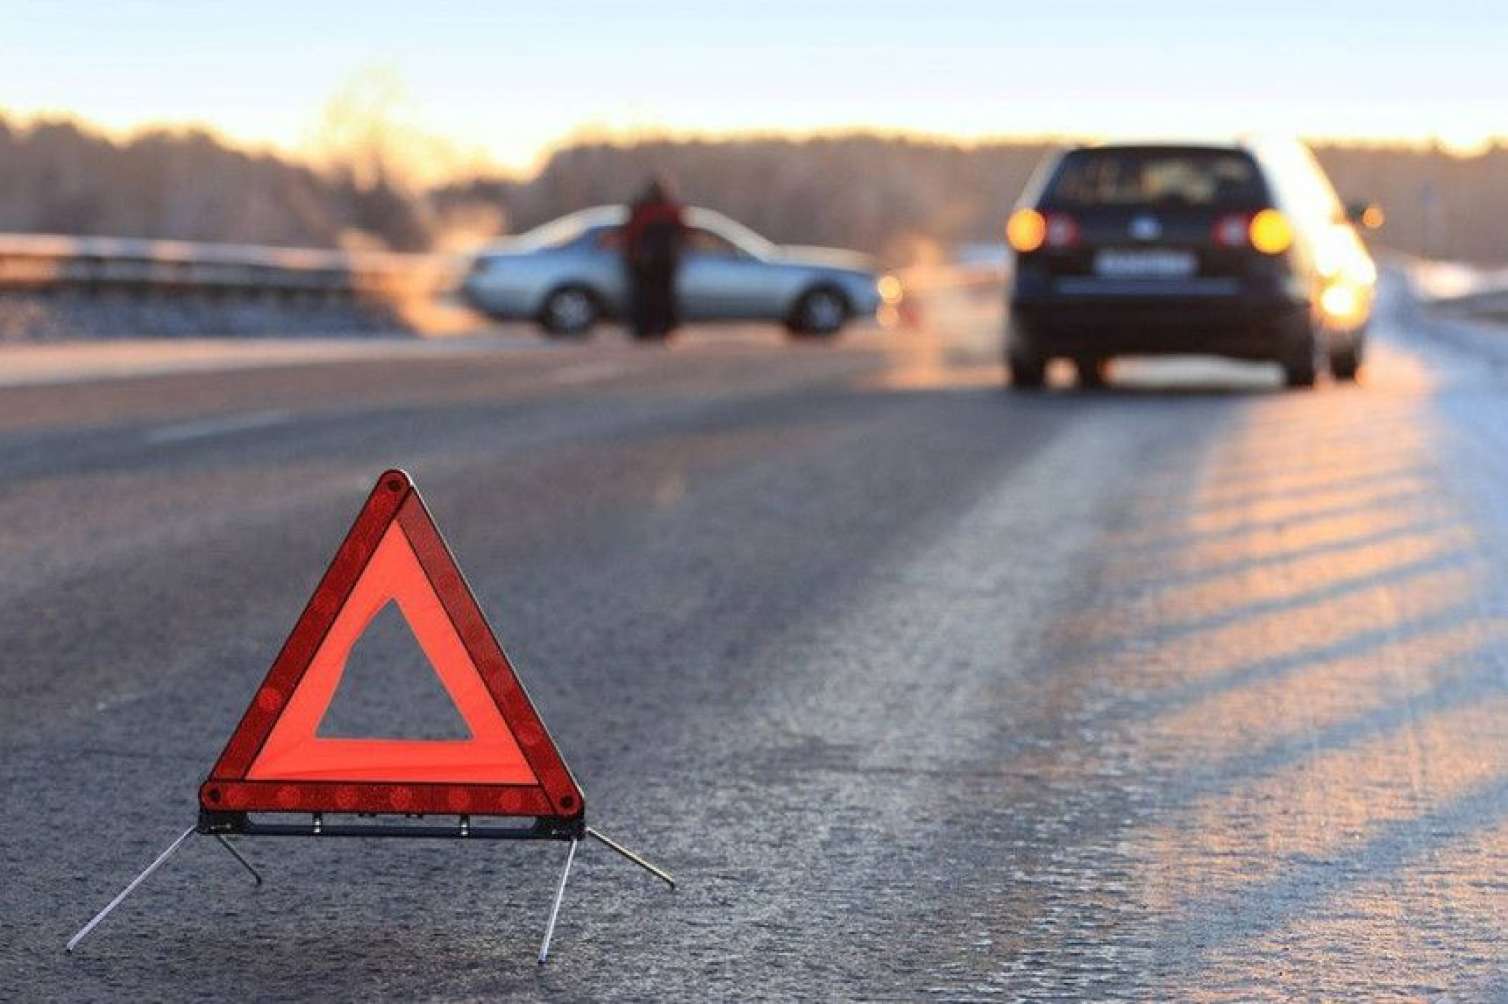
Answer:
[{"xmin": 621, "ymin": 177, "xmax": 686, "ymax": 340}]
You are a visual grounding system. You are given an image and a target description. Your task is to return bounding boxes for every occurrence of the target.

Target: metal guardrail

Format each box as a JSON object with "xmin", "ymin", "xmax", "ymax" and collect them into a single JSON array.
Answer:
[
  {"xmin": 1425, "ymin": 286, "xmax": 1508, "ymax": 319},
  {"xmin": 1389, "ymin": 251, "xmax": 1508, "ymax": 313},
  {"xmin": 0, "ymin": 233, "xmax": 461, "ymax": 302}
]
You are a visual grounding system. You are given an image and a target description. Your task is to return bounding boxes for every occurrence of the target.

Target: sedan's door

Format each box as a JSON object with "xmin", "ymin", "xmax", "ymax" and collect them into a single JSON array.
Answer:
[{"xmin": 676, "ymin": 228, "xmax": 772, "ymax": 321}]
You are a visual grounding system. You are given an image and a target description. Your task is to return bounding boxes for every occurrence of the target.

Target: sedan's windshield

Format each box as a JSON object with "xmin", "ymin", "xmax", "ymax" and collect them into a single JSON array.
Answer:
[
  {"xmin": 510, "ymin": 207, "xmax": 627, "ymax": 251},
  {"xmin": 502, "ymin": 205, "xmax": 776, "ymax": 259}
]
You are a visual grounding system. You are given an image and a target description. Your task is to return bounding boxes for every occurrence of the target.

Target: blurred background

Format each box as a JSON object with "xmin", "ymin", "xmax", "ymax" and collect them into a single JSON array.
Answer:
[{"xmin": 3, "ymin": 1, "xmax": 1505, "ymax": 340}]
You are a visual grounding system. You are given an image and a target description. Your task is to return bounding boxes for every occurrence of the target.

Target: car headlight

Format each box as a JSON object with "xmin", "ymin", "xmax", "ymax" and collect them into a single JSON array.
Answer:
[{"xmin": 1320, "ymin": 280, "xmax": 1371, "ymax": 327}]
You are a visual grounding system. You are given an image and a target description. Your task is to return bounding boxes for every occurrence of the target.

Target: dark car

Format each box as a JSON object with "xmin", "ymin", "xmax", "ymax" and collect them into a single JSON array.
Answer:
[{"xmin": 1004, "ymin": 139, "xmax": 1377, "ymax": 389}]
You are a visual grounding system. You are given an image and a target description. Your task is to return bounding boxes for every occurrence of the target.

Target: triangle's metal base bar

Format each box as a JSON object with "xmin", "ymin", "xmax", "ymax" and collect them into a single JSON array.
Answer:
[
  {"xmin": 537, "ymin": 838, "xmax": 578, "ymax": 965},
  {"xmin": 199, "ymin": 809, "xmax": 584, "ymax": 841},
  {"xmin": 224, "ymin": 820, "xmax": 565, "ymax": 839}
]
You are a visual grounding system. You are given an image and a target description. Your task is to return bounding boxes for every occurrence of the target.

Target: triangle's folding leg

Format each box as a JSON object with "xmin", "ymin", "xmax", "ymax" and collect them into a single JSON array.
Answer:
[
  {"xmin": 535, "ymin": 829, "xmax": 672, "ymax": 964},
  {"xmin": 66, "ymin": 825, "xmax": 265, "ymax": 953},
  {"xmin": 586, "ymin": 828, "xmax": 676, "ymax": 888},
  {"xmin": 213, "ymin": 834, "xmax": 264, "ymax": 886},
  {"xmin": 66, "ymin": 826, "xmax": 197, "ymax": 953},
  {"xmin": 538, "ymin": 838, "xmax": 579, "ymax": 965}
]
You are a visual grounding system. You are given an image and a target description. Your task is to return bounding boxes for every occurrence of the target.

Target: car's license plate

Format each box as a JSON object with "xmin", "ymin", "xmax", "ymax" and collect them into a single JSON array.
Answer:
[{"xmin": 1093, "ymin": 249, "xmax": 1197, "ymax": 279}]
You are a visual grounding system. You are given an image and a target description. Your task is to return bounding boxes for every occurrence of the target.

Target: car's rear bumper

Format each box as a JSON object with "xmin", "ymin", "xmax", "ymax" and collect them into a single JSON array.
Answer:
[{"xmin": 1009, "ymin": 290, "xmax": 1309, "ymax": 360}]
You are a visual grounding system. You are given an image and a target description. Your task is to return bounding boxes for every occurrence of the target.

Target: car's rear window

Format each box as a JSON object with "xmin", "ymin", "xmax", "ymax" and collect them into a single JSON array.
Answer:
[{"xmin": 1044, "ymin": 148, "xmax": 1266, "ymax": 209}]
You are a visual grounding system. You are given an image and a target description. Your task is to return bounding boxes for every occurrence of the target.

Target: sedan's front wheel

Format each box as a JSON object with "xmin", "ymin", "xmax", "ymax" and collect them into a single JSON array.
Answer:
[
  {"xmin": 787, "ymin": 287, "xmax": 849, "ymax": 338},
  {"xmin": 539, "ymin": 286, "xmax": 599, "ymax": 337}
]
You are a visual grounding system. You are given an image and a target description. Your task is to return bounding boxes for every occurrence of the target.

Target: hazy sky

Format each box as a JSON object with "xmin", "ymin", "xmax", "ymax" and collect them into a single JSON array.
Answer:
[{"xmin": 6, "ymin": 1, "xmax": 1505, "ymax": 174}]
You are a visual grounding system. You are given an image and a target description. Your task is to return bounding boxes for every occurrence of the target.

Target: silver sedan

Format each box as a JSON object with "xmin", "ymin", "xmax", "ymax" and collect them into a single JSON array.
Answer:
[{"xmin": 461, "ymin": 206, "xmax": 899, "ymax": 338}]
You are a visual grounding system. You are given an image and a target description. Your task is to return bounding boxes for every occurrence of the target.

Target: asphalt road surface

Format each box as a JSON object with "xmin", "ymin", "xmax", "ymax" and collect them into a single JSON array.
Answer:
[{"xmin": 6, "ymin": 279, "xmax": 1508, "ymax": 1000}]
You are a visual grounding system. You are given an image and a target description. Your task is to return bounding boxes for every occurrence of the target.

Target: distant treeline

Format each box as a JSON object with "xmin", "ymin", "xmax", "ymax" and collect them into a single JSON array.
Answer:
[
  {"xmin": 0, "ymin": 116, "xmax": 434, "ymax": 251},
  {"xmin": 3, "ymin": 113, "xmax": 1504, "ymax": 264}
]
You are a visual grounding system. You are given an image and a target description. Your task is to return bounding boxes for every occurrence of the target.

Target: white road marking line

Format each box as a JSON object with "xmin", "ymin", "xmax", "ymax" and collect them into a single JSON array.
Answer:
[
  {"xmin": 145, "ymin": 409, "xmax": 293, "ymax": 444},
  {"xmin": 548, "ymin": 361, "xmax": 629, "ymax": 385},
  {"xmin": 0, "ymin": 334, "xmax": 553, "ymax": 389}
]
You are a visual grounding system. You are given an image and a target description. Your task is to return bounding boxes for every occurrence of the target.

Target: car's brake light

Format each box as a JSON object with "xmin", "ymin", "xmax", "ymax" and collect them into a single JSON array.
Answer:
[
  {"xmin": 1211, "ymin": 209, "xmax": 1294, "ymax": 255},
  {"xmin": 1044, "ymin": 213, "xmax": 1079, "ymax": 249},
  {"xmin": 1007, "ymin": 209, "xmax": 1046, "ymax": 252},
  {"xmin": 1248, "ymin": 209, "xmax": 1294, "ymax": 255},
  {"xmin": 1212, "ymin": 213, "xmax": 1250, "ymax": 248},
  {"xmin": 1007, "ymin": 210, "xmax": 1078, "ymax": 252}
]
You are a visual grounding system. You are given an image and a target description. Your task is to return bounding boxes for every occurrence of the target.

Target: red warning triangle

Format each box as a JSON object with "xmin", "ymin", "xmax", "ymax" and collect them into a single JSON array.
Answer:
[{"xmin": 200, "ymin": 470, "xmax": 583, "ymax": 821}]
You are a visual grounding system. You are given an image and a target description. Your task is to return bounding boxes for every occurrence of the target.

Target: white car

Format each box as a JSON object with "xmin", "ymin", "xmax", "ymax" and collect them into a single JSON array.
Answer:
[{"xmin": 463, "ymin": 206, "xmax": 897, "ymax": 339}]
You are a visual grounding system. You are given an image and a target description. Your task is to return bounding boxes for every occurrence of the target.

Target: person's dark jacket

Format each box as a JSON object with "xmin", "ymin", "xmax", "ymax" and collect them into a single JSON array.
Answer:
[{"xmin": 623, "ymin": 199, "xmax": 686, "ymax": 274}]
